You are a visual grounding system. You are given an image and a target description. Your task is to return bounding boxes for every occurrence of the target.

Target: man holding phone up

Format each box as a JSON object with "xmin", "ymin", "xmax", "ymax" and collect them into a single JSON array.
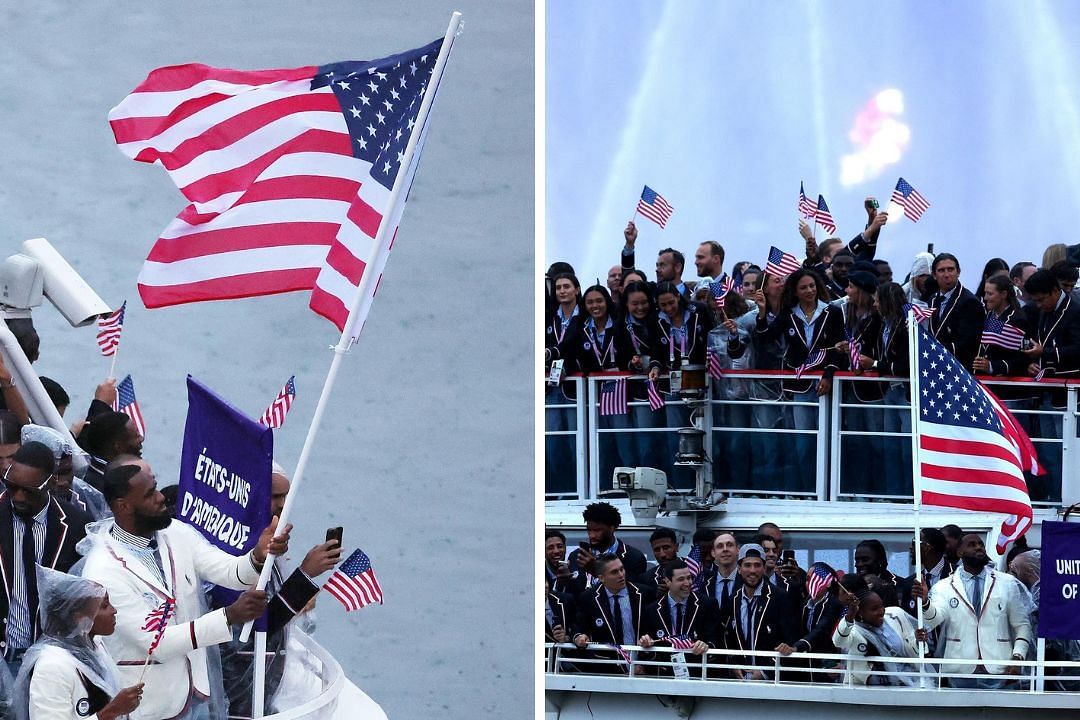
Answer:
[{"xmin": 218, "ymin": 463, "xmax": 344, "ymax": 719}]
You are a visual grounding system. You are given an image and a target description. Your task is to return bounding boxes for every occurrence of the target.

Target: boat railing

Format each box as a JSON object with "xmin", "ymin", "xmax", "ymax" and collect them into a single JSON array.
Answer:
[
  {"xmin": 543, "ymin": 641, "xmax": 1080, "ymax": 702},
  {"xmin": 544, "ymin": 371, "xmax": 1078, "ymax": 507},
  {"xmin": 262, "ymin": 629, "xmax": 345, "ymax": 719}
]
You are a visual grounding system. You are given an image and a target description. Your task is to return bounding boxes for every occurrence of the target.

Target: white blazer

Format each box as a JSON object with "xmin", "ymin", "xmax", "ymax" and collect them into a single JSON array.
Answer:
[
  {"xmin": 923, "ymin": 568, "xmax": 1032, "ymax": 676},
  {"xmin": 80, "ymin": 521, "xmax": 260, "ymax": 720},
  {"xmin": 831, "ymin": 607, "xmax": 919, "ymax": 685},
  {"xmin": 28, "ymin": 641, "xmax": 115, "ymax": 720}
]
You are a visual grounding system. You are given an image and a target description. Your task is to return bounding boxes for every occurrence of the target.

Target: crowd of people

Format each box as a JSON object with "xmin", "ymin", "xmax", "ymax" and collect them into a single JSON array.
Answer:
[
  {"xmin": 545, "ymin": 202, "xmax": 1080, "ymax": 499},
  {"xmin": 0, "ymin": 319, "xmax": 342, "ymax": 719},
  {"xmin": 544, "ymin": 502, "xmax": 1078, "ymax": 689}
]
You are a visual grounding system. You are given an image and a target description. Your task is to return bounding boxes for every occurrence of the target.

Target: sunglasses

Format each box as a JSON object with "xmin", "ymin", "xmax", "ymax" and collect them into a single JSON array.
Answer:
[{"xmin": 2, "ymin": 467, "xmax": 53, "ymax": 493}]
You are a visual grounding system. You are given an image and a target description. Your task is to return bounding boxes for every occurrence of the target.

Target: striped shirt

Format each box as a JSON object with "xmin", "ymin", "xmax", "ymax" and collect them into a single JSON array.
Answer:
[
  {"xmin": 6, "ymin": 504, "xmax": 49, "ymax": 650},
  {"xmin": 110, "ymin": 524, "xmax": 170, "ymax": 592}
]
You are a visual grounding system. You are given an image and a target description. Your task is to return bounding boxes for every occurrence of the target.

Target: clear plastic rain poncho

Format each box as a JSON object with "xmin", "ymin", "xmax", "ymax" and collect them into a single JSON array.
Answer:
[
  {"xmin": 12, "ymin": 566, "xmax": 121, "ymax": 720},
  {"xmin": 20, "ymin": 424, "xmax": 110, "ymax": 520}
]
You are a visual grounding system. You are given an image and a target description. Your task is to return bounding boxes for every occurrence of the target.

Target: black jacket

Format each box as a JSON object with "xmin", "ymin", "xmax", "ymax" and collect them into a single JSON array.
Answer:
[
  {"xmin": 573, "ymin": 582, "xmax": 653, "ymax": 645},
  {"xmin": 718, "ymin": 582, "xmax": 797, "ymax": 668},
  {"xmin": 641, "ymin": 591, "xmax": 720, "ymax": 649},
  {"xmin": 0, "ymin": 495, "xmax": 91, "ymax": 652},
  {"xmin": 928, "ymin": 284, "xmax": 984, "ymax": 371},
  {"xmin": 545, "ymin": 590, "xmax": 576, "ymax": 643},
  {"xmin": 756, "ymin": 303, "xmax": 847, "ymax": 394}
]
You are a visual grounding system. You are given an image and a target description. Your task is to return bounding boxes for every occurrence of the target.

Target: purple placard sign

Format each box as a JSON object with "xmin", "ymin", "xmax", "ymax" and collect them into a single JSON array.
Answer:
[{"xmin": 177, "ymin": 375, "xmax": 272, "ymax": 555}]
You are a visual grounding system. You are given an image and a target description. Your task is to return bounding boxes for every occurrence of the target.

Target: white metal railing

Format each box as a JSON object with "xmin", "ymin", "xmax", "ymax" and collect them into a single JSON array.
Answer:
[
  {"xmin": 543, "ymin": 642, "xmax": 1080, "ymax": 695},
  {"xmin": 544, "ymin": 371, "xmax": 1080, "ymax": 506}
]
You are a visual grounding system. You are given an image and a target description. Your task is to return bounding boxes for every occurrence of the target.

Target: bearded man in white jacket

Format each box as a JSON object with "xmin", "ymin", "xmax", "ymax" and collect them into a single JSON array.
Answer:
[{"xmin": 80, "ymin": 459, "xmax": 290, "ymax": 719}]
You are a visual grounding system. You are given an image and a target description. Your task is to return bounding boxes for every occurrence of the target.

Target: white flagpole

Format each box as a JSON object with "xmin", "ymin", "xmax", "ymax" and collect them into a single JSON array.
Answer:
[
  {"xmin": 907, "ymin": 309, "xmax": 927, "ymax": 686},
  {"xmin": 240, "ymin": 10, "xmax": 463, "ymax": 643},
  {"xmin": 252, "ymin": 630, "xmax": 267, "ymax": 717},
  {"xmin": 108, "ymin": 344, "xmax": 120, "ymax": 381}
]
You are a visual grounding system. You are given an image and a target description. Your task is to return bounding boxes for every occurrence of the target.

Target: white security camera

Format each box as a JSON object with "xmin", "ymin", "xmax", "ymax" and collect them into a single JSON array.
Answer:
[
  {"xmin": 20, "ymin": 238, "xmax": 111, "ymax": 327},
  {"xmin": 612, "ymin": 466, "xmax": 668, "ymax": 520},
  {"xmin": 0, "ymin": 254, "xmax": 45, "ymax": 317}
]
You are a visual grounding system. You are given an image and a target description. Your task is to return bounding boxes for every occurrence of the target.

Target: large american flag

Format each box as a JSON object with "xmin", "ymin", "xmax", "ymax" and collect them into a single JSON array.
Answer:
[
  {"xmin": 112, "ymin": 374, "xmax": 145, "ymax": 437},
  {"xmin": 258, "ymin": 375, "xmax": 297, "ymax": 429},
  {"xmin": 599, "ymin": 378, "xmax": 628, "ymax": 416},
  {"xmin": 96, "ymin": 302, "xmax": 126, "ymax": 357},
  {"xmin": 324, "ymin": 548, "xmax": 384, "ymax": 611},
  {"xmin": 636, "ymin": 186, "xmax": 674, "ymax": 228},
  {"xmin": 108, "ymin": 37, "xmax": 451, "ymax": 337},
  {"xmin": 765, "ymin": 246, "xmax": 801, "ymax": 277},
  {"xmin": 798, "ymin": 182, "xmax": 816, "ymax": 220},
  {"xmin": 890, "ymin": 177, "xmax": 930, "ymax": 222},
  {"xmin": 913, "ymin": 328, "xmax": 1037, "ymax": 550},
  {"xmin": 981, "ymin": 315, "xmax": 1026, "ymax": 351},
  {"xmin": 815, "ymin": 194, "xmax": 837, "ymax": 235}
]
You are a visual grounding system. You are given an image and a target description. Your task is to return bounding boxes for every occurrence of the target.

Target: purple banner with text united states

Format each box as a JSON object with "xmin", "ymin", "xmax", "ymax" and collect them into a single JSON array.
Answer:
[
  {"xmin": 1039, "ymin": 521, "xmax": 1080, "ymax": 641},
  {"xmin": 178, "ymin": 376, "xmax": 273, "ymax": 556}
]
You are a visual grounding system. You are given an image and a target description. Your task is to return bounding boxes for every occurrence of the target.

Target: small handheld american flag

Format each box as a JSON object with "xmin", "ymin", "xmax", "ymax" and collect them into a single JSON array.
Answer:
[
  {"xmin": 707, "ymin": 349, "xmax": 723, "ymax": 380},
  {"xmin": 798, "ymin": 182, "xmax": 816, "ymax": 220},
  {"xmin": 765, "ymin": 246, "xmax": 802, "ymax": 278},
  {"xmin": 890, "ymin": 177, "xmax": 930, "ymax": 222},
  {"xmin": 141, "ymin": 598, "xmax": 174, "ymax": 654},
  {"xmin": 646, "ymin": 379, "xmax": 665, "ymax": 411},
  {"xmin": 112, "ymin": 375, "xmax": 145, "ymax": 437},
  {"xmin": 258, "ymin": 376, "xmax": 297, "ymax": 429},
  {"xmin": 599, "ymin": 379, "xmax": 628, "ymax": 416},
  {"xmin": 847, "ymin": 335, "xmax": 863, "ymax": 372},
  {"xmin": 324, "ymin": 548, "xmax": 384, "ymax": 611},
  {"xmin": 96, "ymin": 301, "xmax": 126, "ymax": 357},
  {"xmin": 815, "ymin": 195, "xmax": 837, "ymax": 235},
  {"xmin": 904, "ymin": 303, "xmax": 933, "ymax": 324},
  {"xmin": 794, "ymin": 349, "xmax": 826, "ymax": 380},
  {"xmin": 669, "ymin": 635, "xmax": 695, "ymax": 651},
  {"xmin": 709, "ymin": 276, "xmax": 736, "ymax": 311},
  {"xmin": 805, "ymin": 562, "xmax": 836, "ymax": 600},
  {"xmin": 981, "ymin": 316, "xmax": 1026, "ymax": 351},
  {"xmin": 636, "ymin": 186, "xmax": 674, "ymax": 229}
]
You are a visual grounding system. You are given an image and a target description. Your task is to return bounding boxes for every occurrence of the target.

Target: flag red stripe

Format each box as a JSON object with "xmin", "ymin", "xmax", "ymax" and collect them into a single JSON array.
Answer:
[
  {"xmin": 919, "ymin": 435, "xmax": 1022, "ymax": 470},
  {"xmin": 174, "ymin": 176, "xmax": 361, "ymax": 226},
  {"xmin": 179, "ymin": 129, "xmax": 353, "ymax": 203},
  {"xmin": 308, "ymin": 285, "xmax": 349, "ymax": 331},
  {"xmin": 346, "ymin": 192, "xmax": 385, "ymax": 239},
  {"xmin": 147, "ymin": 93, "xmax": 343, "ymax": 170},
  {"xmin": 111, "ymin": 93, "xmax": 233, "ymax": 145},
  {"xmin": 325, "ymin": 243, "xmax": 369, "ymax": 285},
  {"xmin": 147, "ymin": 223, "xmax": 338, "ymax": 263},
  {"xmin": 324, "ymin": 581, "xmax": 361, "ymax": 610},
  {"xmin": 920, "ymin": 462, "xmax": 1028, "ymax": 493},
  {"xmin": 138, "ymin": 268, "xmax": 319, "ymax": 308},
  {"xmin": 126, "ymin": 63, "xmax": 319, "ymax": 94},
  {"xmin": 921, "ymin": 491, "xmax": 1032, "ymax": 517}
]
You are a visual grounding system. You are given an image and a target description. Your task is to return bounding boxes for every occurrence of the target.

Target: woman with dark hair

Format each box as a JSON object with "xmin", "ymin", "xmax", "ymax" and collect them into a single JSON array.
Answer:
[
  {"xmin": 551, "ymin": 285, "xmax": 629, "ymax": 374},
  {"xmin": 755, "ymin": 269, "xmax": 846, "ymax": 490},
  {"xmin": 544, "ymin": 272, "xmax": 583, "ymax": 494},
  {"xmin": 974, "ymin": 275, "xmax": 1030, "ymax": 378},
  {"xmin": 15, "ymin": 567, "xmax": 142, "ymax": 720},
  {"xmin": 832, "ymin": 588, "xmax": 920, "ymax": 686},
  {"xmin": 615, "ymin": 281, "xmax": 663, "ymax": 467},
  {"xmin": 975, "ymin": 257, "xmax": 1010, "ymax": 301},
  {"xmin": 853, "ymin": 539, "xmax": 912, "ymax": 610},
  {"xmin": 872, "ymin": 282, "xmax": 914, "ymax": 497},
  {"xmin": 835, "ymin": 271, "xmax": 884, "ymax": 497}
]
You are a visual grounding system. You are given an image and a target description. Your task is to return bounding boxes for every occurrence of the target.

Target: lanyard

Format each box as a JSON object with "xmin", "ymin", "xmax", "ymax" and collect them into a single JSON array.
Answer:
[{"xmin": 588, "ymin": 321, "xmax": 615, "ymax": 367}]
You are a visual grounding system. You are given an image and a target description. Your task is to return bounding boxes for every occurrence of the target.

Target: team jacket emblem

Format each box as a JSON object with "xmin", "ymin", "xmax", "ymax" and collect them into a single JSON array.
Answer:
[{"xmin": 949, "ymin": 597, "xmax": 960, "ymax": 608}]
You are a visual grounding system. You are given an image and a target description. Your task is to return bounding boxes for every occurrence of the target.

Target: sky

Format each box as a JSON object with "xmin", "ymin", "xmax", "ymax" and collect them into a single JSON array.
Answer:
[
  {"xmin": 546, "ymin": 0, "xmax": 1080, "ymax": 285},
  {"xmin": 0, "ymin": 3, "xmax": 532, "ymax": 718}
]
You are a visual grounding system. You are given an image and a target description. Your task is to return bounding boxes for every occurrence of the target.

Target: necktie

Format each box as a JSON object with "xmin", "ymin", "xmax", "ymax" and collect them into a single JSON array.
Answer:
[
  {"xmin": 675, "ymin": 602, "xmax": 684, "ymax": 635},
  {"xmin": 721, "ymin": 578, "xmax": 732, "ymax": 606},
  {"xmin": 611, "ymin": 592, "xmax": 625, "ymax": 645},
  {"xmin": 21, "ymin": 520, "xmax": 38, "ymax": 638},
  {"xmin": 970, "ymin": 575, "xmax": 983, "ymax": 616}
]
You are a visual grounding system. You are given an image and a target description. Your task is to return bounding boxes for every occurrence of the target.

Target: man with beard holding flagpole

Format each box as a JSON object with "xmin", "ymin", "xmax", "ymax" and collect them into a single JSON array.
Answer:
[
  {"xmin": 80, "ymin": 459, "xmax": 291, "ymax": 719},
  {"xmin": 905, "ymin": 309, "xmax": 1039, "ymax": 689}
]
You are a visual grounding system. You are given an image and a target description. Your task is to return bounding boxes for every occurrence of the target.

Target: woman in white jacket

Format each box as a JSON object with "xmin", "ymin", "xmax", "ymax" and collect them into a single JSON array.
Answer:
[
  {"xmin": 14, "ymin": 567, "xmax": 142, "ymax": 720},
  {"xmin": 831, "ymin": 589, "xmax": 921, "ymax": 686}
]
